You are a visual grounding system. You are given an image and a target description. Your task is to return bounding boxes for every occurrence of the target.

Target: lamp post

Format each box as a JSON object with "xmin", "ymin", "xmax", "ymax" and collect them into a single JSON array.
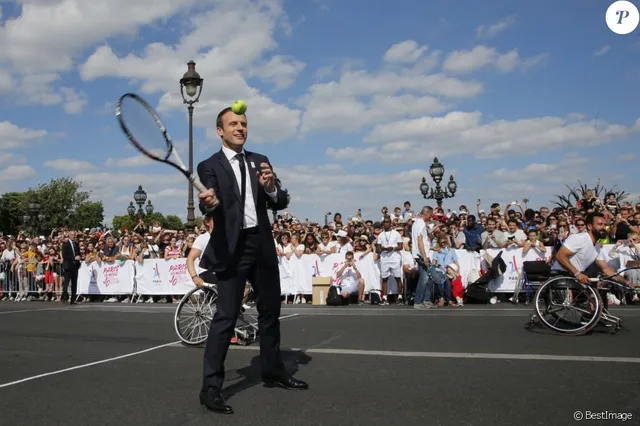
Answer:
[
  {"xmin": 179, "ymin": 60, "xmax": 204, "ymax": 234},
  {"xmin": 419, "ymin": 157, "xmax": 457, "ymax": 209},
  {"xmin": 128, "ymin": 186, "xmax": 154, "ymax": 218},
  {"xmin": 270, "ymin": 174, "xmax": 290, "ymax": 223},
  {"xmin": 23, "ymin": 199, "xmax": 45, "ymax": 234}
]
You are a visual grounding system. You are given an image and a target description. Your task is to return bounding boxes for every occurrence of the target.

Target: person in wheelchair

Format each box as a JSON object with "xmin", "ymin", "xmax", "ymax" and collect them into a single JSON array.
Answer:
[
  {"xmin": 187, "ymin": 209, "xmax": 216, "ymax": 290},
  {"xmin": 551, "ymin": 212, "xmax": 634, "ymax": 293}
]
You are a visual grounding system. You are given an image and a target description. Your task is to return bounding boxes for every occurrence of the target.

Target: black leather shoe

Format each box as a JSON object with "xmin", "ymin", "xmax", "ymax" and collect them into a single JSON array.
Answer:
[
  {"xmin": 263, "ymin": 374, "xmax": 309, "ymax": 390},
  {"xmin": 199, "ymin": 388, "xmax": 233, "ymax": 414}
]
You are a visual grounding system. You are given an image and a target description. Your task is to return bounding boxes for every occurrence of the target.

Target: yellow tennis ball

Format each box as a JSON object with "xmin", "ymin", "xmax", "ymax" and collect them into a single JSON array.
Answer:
[{"xmin": 231, "ymin": 100, "xmax": 247, "ymax": 115}]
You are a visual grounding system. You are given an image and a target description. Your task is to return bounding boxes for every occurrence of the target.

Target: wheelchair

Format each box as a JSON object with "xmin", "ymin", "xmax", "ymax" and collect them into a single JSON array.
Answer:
[
  {"xmin": 526, "ymin": 267, "xmax": 638, "ymax": 336},
  {"xmin": 174, "ymin": 280, "xmax": 258, "ymax": 346}
]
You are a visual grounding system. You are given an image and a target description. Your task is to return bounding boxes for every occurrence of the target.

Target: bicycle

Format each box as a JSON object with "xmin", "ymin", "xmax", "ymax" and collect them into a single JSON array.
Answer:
[
  {"xmin": 526, "ymin": 267, "xmax": 638, "ymax": 336},
  {"xmin": 174, "ymin": 280, "xmax": 258, "ymax": 346}
]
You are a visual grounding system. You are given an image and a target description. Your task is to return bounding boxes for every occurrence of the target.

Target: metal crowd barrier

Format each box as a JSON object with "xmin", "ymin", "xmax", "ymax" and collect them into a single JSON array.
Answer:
[{"xmin": 0, "ymin": 259, "xmax": 64, "ymax": 301}]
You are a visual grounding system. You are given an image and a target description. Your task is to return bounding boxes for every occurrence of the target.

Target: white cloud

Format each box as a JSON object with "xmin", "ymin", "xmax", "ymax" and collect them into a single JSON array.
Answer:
[
  {"xmin": 383, "ymin": 40, "xmax": 428, "ymax": 63},
  {"xmin": 0, "ymin": 67, "xmax": 12, "ymax": 94},
  {"xmin": 0, "ymin": 121, "xmax": 47, "ymax": 150},
  {"xmin": 476, "ymin": 16, "xmax": 516, "ymax": 39},
  {"xmin": 0, "ymin": 165, "xmax": 36, "ymax": 180},
  {"xmin": 298, "ymin": 50, "xmax": 483, "ymax": 133},
  {"xmin": 443, "ymin": 45, "xmax": 547, "ymax": 74},
  {"xmin": 0, "ymin": 0, "xmax": 203, "ymax": 111},
  {"xmin": 246, "ymin": 55, "xmax": 306, "ymax": 90},
  {"xmin": 60, "ymin": 87, "xmax": 88, "ymax": 114},
  {"xmin": 618, "ymin": 153, "xmax": 636, "ymax": 162},
  {"xmin": 0, "ymin": 152, "xmax": 25, "ymax": 164},
  {"xmin": 489, "ymin": 157, "xmax": 591, "ymax": 182},
  {"xmin": 105, "ymin": 154, "xmax": 158, "ymax": 168},
  {"xmin": 594, "ymin": 45, "xmax": 611, "ymax": 56},
  {"xmin": 79, "ymin": 0, "xmax": 301, "ymax": 143},
  {"xmin": 44, "ymin": 158, "xmax": 95, "ymax": 172},
  {"xmin": 326, "ymin": 112, "xmax": 640, "ymax": 163}
]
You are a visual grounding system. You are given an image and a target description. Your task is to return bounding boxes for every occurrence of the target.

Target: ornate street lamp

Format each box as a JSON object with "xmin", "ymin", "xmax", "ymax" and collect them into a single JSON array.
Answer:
[
  {"xmin": 180, "ymin": 60, "xmax": 204, "ymax": 234},
  {"xmin": 133, "ymin": 185, "xmax": 147, "ymax": 208},
  {"xmin": 23, "ymin": 199, "xmax": 44, "ymax": 233},
  {"xmin": 419, "ymin": 157, "xmax": 458, "ymax": 208},
  {"xmin": 145, "ymin": 199, "xmax": 154, "ymax": 216},
  {"xmin": 128, "ymin": 186, "xmax": 153, "ymax": 218}
]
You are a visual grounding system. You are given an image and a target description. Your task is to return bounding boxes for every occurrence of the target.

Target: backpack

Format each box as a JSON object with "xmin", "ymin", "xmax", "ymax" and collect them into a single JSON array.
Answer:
[
  {"xmin": 326, "ymin": 285, "xmax": 343, "ymax": 306},
  {"xmin": 369, "ymin": 290, "xmax": 381, "ymax": 305}
]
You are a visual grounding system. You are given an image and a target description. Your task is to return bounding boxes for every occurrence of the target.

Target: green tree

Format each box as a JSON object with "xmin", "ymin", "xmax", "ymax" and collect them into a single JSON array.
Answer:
[
  {"xmin": 164, "ymin": 215, "xmax": 184, "ymax": 230},
  {"xmin": 111, "ymin": 215, "xmax": 137, "ymax": 231},
  {"xmin": 72, "ymin": 201, "xmax": 105, "ymax": 230},
  {"xmin": 0, "ymin": 192, "xmax": 28, "ymax": 235}
]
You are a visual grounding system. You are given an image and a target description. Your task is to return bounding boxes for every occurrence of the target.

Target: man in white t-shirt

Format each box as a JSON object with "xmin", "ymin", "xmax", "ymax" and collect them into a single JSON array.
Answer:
[
  {"xmin": 553, "ymin": 213, "xmax": 633, "ymax": 288},
  {"xmin": 334, "ymin": 251, "xmax": 365, "ymax": 304},
  {"xmin": 376, "ymin": 216, "xmax": 403, "ymax": 304},
  {"xmin": 411, "ymin": 206, "xmax": 438, "ymax": 308}
]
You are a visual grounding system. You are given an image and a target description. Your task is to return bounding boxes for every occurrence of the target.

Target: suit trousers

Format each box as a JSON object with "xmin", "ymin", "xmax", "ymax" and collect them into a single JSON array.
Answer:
[
  {"xmin": 202, "ymin": 227, "xmax": 284, "ymax": 391},
  {"xmin": 63, "ymin": 267, "xmax": 78, "ymax": 301}
]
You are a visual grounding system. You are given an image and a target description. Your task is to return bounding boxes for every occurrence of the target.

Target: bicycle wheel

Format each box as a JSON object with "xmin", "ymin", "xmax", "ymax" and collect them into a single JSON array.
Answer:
[
  {"xmin": 174, "ymin": 285, "xmax": 218, "ymax": 346},
  {"xmin": 533, "ymin": 275, "xmax": 602, "ymax": 335}
]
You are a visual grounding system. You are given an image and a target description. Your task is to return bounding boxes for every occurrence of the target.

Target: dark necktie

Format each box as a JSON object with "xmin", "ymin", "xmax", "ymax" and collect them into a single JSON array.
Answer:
[{"xmin": 236, "ymin": 153, "xmax": 247, "ymax": 216}]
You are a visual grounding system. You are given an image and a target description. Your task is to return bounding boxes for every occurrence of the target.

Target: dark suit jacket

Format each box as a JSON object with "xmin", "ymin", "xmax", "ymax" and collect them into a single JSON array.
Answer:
[
  {"xmin": 197, "ymin": 149, "xmax": 289, "ymax": 272},
  {"xmin": 62, "ymin": 239, "xmax": 81, "ymax": 272}
]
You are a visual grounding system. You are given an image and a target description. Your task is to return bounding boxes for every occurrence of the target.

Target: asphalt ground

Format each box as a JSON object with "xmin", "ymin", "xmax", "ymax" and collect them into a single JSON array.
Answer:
[{"xmin": 1, "ymin": 302, "xmax": 639, "ymax": 426}]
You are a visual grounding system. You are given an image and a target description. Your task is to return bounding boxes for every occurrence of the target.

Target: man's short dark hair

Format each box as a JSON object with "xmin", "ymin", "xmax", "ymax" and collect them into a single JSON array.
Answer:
[
  {"xmin": 585, "ymin": 212, "xmax": 605, "ymax": 225},
  {"xmin": 507, "ymin": 219, "xmax": 518, "ymax": 226},
  {"xmin": 216, "ymin": 107, "xmax": 246, "ymax": 129},
  {"xmin": 420, "ymin": 206, "xmax": 433, "ymax": 215}
]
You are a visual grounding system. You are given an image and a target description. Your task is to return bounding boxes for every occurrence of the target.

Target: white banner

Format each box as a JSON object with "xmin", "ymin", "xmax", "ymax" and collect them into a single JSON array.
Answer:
[
  {"xmin": 75, "ymin": 245, "xmax": 619, "ymax": 296},
  {"xmin": 77, "ymin": 260, "xmax": 135, "ymax": 295},
  {"xmin": 136, "ymin": 258, "xmax": 196, "ymax": 295}
]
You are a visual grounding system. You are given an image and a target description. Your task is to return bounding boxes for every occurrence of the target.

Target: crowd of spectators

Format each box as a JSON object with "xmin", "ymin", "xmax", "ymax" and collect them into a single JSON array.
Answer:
[
  {"xmin": 1, "ymin": 190, "xmax": 639, "ymax": 307},
  {"xmin": 0, "ymin": 219, "xmax": 207, "ymax": 303},
  {"xmin": 272, "ymin": 193, "xmax": 640, "ymax": 306}
]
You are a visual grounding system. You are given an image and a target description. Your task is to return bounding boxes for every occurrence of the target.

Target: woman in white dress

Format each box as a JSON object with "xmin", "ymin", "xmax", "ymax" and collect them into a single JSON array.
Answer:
[
  {"xmin": 289, "ymin": 233, "xmax": 308, "ymax": 304},
  {"xmin": 276, "ymin": 233, "xmax": 294, "ymax": 303}
]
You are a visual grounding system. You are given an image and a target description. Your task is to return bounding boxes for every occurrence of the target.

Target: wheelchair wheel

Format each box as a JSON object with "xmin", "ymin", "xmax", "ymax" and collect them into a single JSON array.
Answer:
[
  {"xmin": 174, "ymin": 285, "xmax": 218, "ymax": 346},
  {"xmin": 533, "ymin": 275, "xmax": 602, "ymax": 336}
]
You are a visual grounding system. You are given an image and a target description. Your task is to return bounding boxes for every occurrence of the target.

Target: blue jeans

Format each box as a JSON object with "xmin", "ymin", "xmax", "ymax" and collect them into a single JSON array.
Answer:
[
  {"xmin": 435, "ymin": 277, "xmax": 453, "ymax": 303},
  {"xmin": 414, "ymin": 262, "xmax": 434, "ymax": 304}
]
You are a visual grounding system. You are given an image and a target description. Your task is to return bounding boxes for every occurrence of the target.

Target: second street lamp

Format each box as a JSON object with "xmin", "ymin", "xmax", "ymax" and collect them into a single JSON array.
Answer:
[
  {"xmin": 419, "ymin": 157, "xmax": 458, "ymax": 209},
  {"xmin": 180, "ymin": 60, "xmax": 204, "ymax": 234}
]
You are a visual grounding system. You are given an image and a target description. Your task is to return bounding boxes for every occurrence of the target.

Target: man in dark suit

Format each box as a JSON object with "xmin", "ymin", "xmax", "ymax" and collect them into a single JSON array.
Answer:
[
  {"xmin": 61, "ymin": 230, "xmax": 81, "ymax": 304},
  {"xmin": 196, "ymin": 106, "xmax": 308, "ymax": 415}
]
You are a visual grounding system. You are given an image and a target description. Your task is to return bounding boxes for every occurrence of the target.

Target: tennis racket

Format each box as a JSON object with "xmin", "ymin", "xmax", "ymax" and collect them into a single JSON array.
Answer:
[{"xmin": 115, "ymin": 93, "xmax": 207, "ymax": 193}]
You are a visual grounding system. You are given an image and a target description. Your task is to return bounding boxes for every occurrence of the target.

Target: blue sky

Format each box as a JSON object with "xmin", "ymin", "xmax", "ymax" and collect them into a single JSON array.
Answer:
[{"xmin": 0, "ymin": 0, "xmax": 638, "ymax": 225}]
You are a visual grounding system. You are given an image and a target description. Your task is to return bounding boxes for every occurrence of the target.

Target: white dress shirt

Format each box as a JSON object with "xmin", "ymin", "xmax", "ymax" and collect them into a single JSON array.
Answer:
[{"xmin": 221, "ymin": 146, "xmax": 278, "ymax": 228}]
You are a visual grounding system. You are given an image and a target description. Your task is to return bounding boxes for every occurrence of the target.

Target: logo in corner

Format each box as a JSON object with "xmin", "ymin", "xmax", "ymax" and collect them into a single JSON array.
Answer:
[{"xmin": 606, "ymin": 1, "xmax": 640, "ymax": 35}]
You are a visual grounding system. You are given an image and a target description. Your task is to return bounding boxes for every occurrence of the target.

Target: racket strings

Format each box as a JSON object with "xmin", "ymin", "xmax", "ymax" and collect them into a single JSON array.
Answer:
[{"xmin": 119, "ymin": 96, "xmax": 171, "ymax": 161}]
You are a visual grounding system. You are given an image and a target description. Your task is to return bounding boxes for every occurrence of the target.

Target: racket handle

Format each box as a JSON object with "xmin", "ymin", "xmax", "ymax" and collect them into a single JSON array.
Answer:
[{"xmin": 191, "ymin": 176, "xmax": 208, "ymax": 193}]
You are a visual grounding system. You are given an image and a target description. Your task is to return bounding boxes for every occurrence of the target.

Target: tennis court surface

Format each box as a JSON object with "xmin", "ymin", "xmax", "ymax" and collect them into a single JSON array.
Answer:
[{"xmin": 1, "ymin": 303, "xmax": 639, "ymax": 426}]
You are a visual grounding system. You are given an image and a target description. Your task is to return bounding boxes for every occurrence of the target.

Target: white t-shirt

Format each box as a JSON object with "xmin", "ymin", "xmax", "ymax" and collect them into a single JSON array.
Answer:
[
  {"xmin": 411, "ymin": 218, "xmax": 434, "ymax": 259},
  {"xmin": 192, "ymin": 233, "xmax": 210, "ymax": 253},
  {"xmin": 504, "ymin": 229, "xmax": 527, "ymax": 243},
  {"xmin": 401, "ymin": 250, "xmax": 416, "ymax": 269},
  {"xmin": 318, "ymin": 241, "xmax": 337, "ymax": 254},
  {"xmin": 340, "ymin": 266, "xmax": 358, "ymax": 287},
  {"xmin": 377, "ymin": 229, "xmax": 402, "ymax": 261},
  {"xmin": 411, "ymin": 217, "xmax": 425, "ymax": 259},
  {"xmin": 552, "ymin": 232, "xmax": 605, "ymax": 273},
  {"xmin": 337, "ymin": 242, "xmax": 353, "ymax": 254}
]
